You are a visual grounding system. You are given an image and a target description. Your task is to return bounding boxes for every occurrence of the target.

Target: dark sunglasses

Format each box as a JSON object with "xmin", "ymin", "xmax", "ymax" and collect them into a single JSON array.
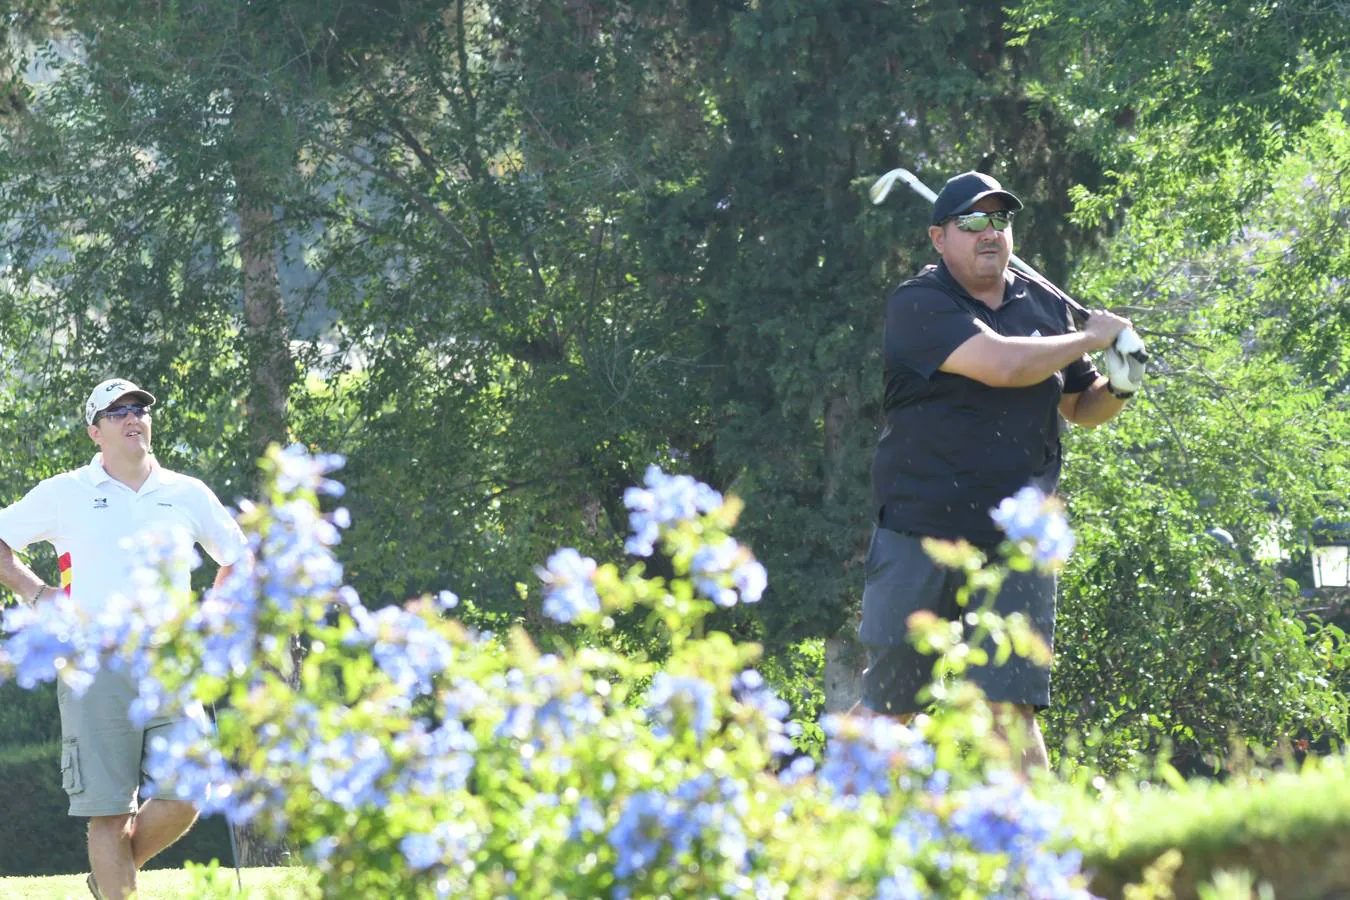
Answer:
[
  {"xmin": 949, "ymin": 210, "xmax": 1015, "ymax": 232},
  {"xmin": 95, "ymin": 404, "xmax": 150, "ymax": 424}
]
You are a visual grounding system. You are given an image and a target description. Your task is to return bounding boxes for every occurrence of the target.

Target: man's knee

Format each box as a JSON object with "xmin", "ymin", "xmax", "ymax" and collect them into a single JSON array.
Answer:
[
  {"xmin": 88, "ymin": 814, "xmax": 134, "ymax": 841},
  {"xmin": 990, "ymin": 701, "xmax": 1038, "ymax": 724},
  {"xmin": 147, "ymin": 798, "xmax": 200, "ymax": 824},
  {"xmin": 847, "ymin": 700, "xmax": 916, "ymax": 725}
]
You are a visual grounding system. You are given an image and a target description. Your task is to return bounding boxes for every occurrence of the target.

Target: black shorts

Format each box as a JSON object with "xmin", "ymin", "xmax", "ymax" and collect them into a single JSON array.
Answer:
[{"xmin": 857, "ymin": 527, "xmax": 1055, "ymax": 715}]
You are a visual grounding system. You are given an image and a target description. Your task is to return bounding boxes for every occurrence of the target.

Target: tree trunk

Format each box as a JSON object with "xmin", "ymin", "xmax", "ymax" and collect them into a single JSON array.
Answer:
[
  {"xmin": 823, "ymin": 630, "xmax": 866, "ymax": 713},
  {"xmin": 233, "ymin": 100, "xmax": 292, "ymax": 464},
  {"xmin": 820, "ymin": 389, "xmax": 866, "ymax": 713},
  {"xmin": 229, "ymin": 94, "xmax": 293, "ymax": 869},
  {"xmin": 230, "ymin": 821, "xmax": 289, "ymax": 869}
]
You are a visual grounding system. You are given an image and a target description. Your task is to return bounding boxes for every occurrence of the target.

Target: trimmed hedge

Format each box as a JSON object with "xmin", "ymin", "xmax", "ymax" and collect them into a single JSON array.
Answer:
[
  {"xmin": 0, "ymin": 742, "xmax": 236, "ymax": 877},
  {"xmin": 1066, "ymin": 755, "xmax": 1350, "ymax": 899},
  {"xmin": 0, "ymin": 682, "xmax": 61, "ymax": 746}
]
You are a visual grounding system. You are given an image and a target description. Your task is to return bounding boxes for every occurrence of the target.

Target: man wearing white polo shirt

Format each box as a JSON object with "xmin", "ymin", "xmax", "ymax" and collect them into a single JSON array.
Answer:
[{"xmin": 0, "ymin": 378, "xmax": 248, "ymax": 900}]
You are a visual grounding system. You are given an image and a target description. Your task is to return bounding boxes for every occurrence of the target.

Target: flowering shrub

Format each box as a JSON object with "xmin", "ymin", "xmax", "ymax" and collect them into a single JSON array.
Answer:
[
  {"xmin": 0, "ymin": 450, "xmax": 1095, "ymax": 898},
  {"xmin": 990, "ymin": 486, "xmax": 1076, "ymax": 571}
]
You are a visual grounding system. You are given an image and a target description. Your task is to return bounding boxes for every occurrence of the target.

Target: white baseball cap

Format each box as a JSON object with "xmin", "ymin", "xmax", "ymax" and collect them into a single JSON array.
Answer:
[{"xmin": 85, "ymin": 378, "xmax": 157, "ymax": 425}]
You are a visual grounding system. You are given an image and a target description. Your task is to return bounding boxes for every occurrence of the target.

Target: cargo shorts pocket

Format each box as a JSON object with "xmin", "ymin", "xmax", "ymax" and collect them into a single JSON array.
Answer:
[{"xmin": 60, "ymin": 738, "xmax": 84, "ymax": 795}]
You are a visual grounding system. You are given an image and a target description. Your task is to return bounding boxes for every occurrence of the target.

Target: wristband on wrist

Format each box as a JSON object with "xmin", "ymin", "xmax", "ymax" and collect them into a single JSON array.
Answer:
[{"xmin": 1107, "ymin": 383, "xmax": 1136, "ymax": 400}]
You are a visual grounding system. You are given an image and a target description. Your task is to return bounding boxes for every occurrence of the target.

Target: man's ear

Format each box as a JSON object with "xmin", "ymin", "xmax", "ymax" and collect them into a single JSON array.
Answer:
[
  {"xmin": 928, "ymin": 224, "xmax": 945, "ymax": 255},
  {"xmin": 87, "ymin": 424, "xmax": 100, "ymax": 443}
]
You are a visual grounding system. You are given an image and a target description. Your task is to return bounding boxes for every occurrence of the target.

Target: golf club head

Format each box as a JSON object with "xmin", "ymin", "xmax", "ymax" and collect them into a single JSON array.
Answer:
[{"xmin": 869, "ymin": 169, "xmax": 904, "ymax": 205}]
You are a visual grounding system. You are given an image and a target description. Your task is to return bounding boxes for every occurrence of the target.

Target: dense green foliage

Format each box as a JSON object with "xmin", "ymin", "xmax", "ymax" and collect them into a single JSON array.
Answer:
[{"xmin": 0, "ymin": 0, "xmax": 1345, "ymax": 853}]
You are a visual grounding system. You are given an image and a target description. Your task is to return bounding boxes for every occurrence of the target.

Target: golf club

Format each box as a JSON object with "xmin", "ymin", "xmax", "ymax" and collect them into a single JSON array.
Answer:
[
  {"xmin": 209, "ymin": 701, "xmax": 245, "ymax": 893},
  {"xmin": 869, "ymin": 167, "xmax": 1147, "ymax": 359}
]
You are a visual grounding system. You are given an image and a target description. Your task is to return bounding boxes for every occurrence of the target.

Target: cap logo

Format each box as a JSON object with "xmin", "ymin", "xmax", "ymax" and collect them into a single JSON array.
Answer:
[{"xmin": 105, "ymin": 382, "xmax": 126, "ymax": 393}]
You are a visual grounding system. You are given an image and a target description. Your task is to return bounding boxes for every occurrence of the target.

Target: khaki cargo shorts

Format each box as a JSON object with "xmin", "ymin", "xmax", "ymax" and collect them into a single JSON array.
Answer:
[{"xmin": 56, "ymin": 669, "xmax": 181, "ymax": 817}]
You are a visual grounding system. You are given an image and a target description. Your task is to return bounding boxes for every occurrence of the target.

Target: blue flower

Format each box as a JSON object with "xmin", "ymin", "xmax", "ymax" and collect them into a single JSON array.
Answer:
[
  {"xmin": 569, "ymin": 797, "xmax": 606, "ymax": 839},
  {"xmin": 990, "ymin": 486, "xmax": 1076, "ymax": 569},
  {"xmin": 309, "ymin": 836, "xmax": 339, "ymax": 862},
  {"xmin": 0, "ymin": 598, "xmax": 89, "ymax": 690},
  {"xmin": 949, "ymin": 771, "xmax": 1055, "ymax": 865},
  {"xmin": 398, "ymin": 821, "xmax": 482, "ymax": 872},
  {"xmin": 732, "ymin": 670, "xmax": 794, "ymax": 755},
  {"xmin": 309, "ymin": 733, "xmax": 391, "ymax": 810},
  {"xmin": 273, "ymin": 444, "xmax": 346, "ymax": 496},
  {"xmin": 734, "ymin": 559, "xmax": 768, "ymax": 603},
  {"xmin": 608, "ymin": 775, "xmax": 748, "ymax": 885},
  {"xmin": 1021, "ymin": 848, "xmax": 1094, "ymax": 899},
  {"xmin": 945, "ymin": 772, "xmax": 1093, "ymax": 897},
  {"xmin": 535, "ymin": 549, "xmax": 601, "ymax": 623},
  {"xmin": 645, "ymin": 673, "xmax": 716, "ymax": 740},
  {"xmin": 876, "ymin": 868, "xmax": 926, "ymax": 900},
  {"xmin": 817, "ymin": 714, "xmax": 934, "ymax": 802},
  {"xmin": 390, "ymin": 719, "xmax": 477, "ymax": 797},
  {"xmin": 143, "ymin": 713, "xmax": 283, "ymax": 825},
  {"xmin": 779, "ymin": 755, "xmax": 816, "ymax": 785},
  {"xmin": 401, "ymin": 833, "xmax": 443, "ymax": 870},
  {"xmin": 892, "ymin": 809, "xmax": 943, "ymax": 856},
  {"xmin": 348, "ymin": 604, "xmax": 456, "ymax": 701},
  {"xmin": 622, "ymin": 465, "xmax": 723, "ymax": 557},
  {"xmin": 690, "ymin": 538, "xmax": 768, "ymax": 608}
]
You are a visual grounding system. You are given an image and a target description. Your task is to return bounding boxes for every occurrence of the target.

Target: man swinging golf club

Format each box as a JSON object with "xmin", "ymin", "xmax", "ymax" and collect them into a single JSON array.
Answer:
[
  {"xmin": 859, "ymin": 171, "xmax": 1138, "ymax": 772},
  {"xmin": 0, "ymin": 378, "xmax": 249, "ymax": 900}
]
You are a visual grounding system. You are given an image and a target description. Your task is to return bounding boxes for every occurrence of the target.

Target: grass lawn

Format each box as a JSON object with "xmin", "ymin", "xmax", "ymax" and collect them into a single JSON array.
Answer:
[{"xmin": 0, "ymin": 866, "xmax": 316, "ymax": 899}]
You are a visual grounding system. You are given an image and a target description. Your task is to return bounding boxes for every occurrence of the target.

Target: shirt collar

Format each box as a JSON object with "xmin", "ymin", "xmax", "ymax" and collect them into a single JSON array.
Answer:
[
  {"xmin": 88, "ymin": 453, "xmax": 113, "ymax": 485},
  {"xmin": 936, "ymin": 259, "xmax": 1025, "ymax": 306},
  {"xmin": 87, "ymin": 452, "xmax": 162, "ymax": 491}
]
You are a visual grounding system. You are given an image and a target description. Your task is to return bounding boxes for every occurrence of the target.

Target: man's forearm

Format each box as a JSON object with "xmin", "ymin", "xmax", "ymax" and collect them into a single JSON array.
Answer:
[
  {"xmin": 942, "ymin": 328, "xmax": 1102, "ymax": 389},
  {"xmin": 0, "ymin": 540, "xmax": 50, "ymax": 604},
  {"xmin": 213, "ymin": 563, "xmax": 235, "ymax": 591},
  {"xmin": 994, "ymin": 332, "xmax": 1100, "ymax": 388},
  {"xmin": 1064, "ymin": 377, "xmax": 1127, "ymax": 427}
]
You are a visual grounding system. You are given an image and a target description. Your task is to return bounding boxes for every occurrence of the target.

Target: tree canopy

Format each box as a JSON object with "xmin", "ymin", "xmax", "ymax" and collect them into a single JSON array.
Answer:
[{"xmin": 0, "ymin": 0, "xmax": 1345, "ymax": 772}]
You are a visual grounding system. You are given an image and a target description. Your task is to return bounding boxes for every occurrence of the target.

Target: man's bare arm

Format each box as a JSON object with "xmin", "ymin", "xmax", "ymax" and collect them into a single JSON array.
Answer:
[
  {"xmin": 1059, "ymin": 376, "xmax": 1127, "ymax": 428},
  {"xmin": 0, "ymin": 538, "xmax": 53, "ymax": 604},
  {"xmin": 940, "ymin": 310, "xmax": 1133, "ymax": 388},
  {"xmin": 212, "ymin": 563, "xmax": 235, "ymax": 591}
]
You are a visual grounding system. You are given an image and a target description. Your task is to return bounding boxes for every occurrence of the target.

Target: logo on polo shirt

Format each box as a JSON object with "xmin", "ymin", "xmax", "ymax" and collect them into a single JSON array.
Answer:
[
  {"xmin": 93, "ymin": 497, "xmax": 108, "ymax": 509},
  {"xmin": 1030, "ymin": 329, "xmax": 1042, "ymax": 337},
  {"xmin": 157, "ymin": 502, "xmax": 173, "ymax": 507}
]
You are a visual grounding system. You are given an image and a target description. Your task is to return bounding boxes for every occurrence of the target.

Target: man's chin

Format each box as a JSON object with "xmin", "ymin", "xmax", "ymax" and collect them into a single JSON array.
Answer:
[{"xmin": 973, "ymin": 257, "xmax": 1007, "ymax": 277}]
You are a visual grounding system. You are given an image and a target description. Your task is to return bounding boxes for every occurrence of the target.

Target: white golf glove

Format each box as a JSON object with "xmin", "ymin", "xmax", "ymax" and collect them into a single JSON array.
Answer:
[{"xmin": 1104, "ymin": 330, "xmax": 1148, "ymax": 397}]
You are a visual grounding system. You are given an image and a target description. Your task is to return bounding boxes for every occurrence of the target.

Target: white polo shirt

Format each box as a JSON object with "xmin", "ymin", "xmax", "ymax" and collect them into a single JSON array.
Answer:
[{"xmin": 0, "ymin": 454, "xmax": 247, "ymax": 612}]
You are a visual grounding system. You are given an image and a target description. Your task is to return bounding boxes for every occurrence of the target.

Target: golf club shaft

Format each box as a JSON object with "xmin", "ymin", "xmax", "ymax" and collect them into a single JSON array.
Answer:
[{"xmin": 210, "ymin": 702, "xmax": 245, "ymax": 892}]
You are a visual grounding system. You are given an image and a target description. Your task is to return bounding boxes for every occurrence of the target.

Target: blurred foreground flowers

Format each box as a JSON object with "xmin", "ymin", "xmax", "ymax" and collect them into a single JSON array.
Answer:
[{"xmin": 0, "ymin": 451, "xmax": 1094, "ymax": 899}]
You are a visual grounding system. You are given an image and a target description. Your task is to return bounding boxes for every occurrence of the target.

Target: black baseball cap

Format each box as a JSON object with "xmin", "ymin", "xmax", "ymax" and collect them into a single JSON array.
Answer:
[{"xmin": 930, "ymin": 171, "xmax": 1023, "ymax": 225}]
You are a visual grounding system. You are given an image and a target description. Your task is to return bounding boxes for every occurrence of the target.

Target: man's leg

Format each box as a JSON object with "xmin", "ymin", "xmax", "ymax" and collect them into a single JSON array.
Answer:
[
  {"xmin": 88, "ymin": 814, "xmax": 136, "ymax": 900},
  {"xmin": 130, "ymin": 798, "xmax": 199, "ymax": 867},
  {"xmin": 969, "ymin": 565, "xmax": 1056, "ymax": 775},
  {"xmin": 59, "ymin": 674, "xmax": 145, "ymax": 900},
  {"xmin": 846, "ymin": 700, "xmax": 917, "ymax": 725},
  {"xmin": 856, "ymin": 528, "xmax": 956, "ymax": 719},
  {"xmin": 990, "ymin": 702, "xmax": 1049, "ymax": 775}
]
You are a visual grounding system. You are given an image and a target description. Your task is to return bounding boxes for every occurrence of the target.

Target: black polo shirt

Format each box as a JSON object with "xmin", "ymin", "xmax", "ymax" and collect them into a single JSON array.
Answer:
[{"xmin": 870, "ymin": 260, "xmax": 1100, "ymax": 546}]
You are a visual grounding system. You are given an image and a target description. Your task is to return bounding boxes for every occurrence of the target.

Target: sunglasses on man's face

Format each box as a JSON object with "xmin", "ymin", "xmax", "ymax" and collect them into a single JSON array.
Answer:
[
  {"xmin": 949, "ymin": 210, "xmax": 1015, "ymax": 232},
  {"xmin": 96, "ymin": 404, "xmax": 150, "ymax": 424}
]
